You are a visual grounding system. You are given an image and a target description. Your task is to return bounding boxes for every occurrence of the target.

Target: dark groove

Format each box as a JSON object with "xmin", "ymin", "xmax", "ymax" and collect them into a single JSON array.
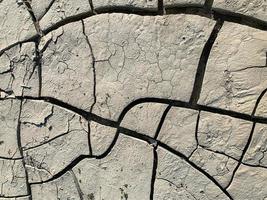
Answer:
[
  {"xmin": 150, "ymin": 147, "xmax": 158, "ymax": 200},
  {"xmin": 10, "ymin": 96, "xmax": 267, "ymax": 126},
  {"xmin": 38, "ymin": 0, "xmax": 56, "ymax": 21},
  {"xmin": 29, "ymin": 154, "xmax": 96, "ymax": 185},
  {"xmin": 158, "ymin": 142, "xmax": 233, "ymax": 199},
  {"xmin": 158, "ymin": 0, "xmax": 164, "ymax": 15},
  {"xmin": 204, "ymin": 0, "xmax": 214, "ymax": 11},
  {"xmin": 81, "ymin": 19, "xmax": 96, "ymax": 155},
  {"xmin": 189, "ymin": 19, "xmax": 223, "ymax": 105},
  {"xmin": 0, "ymin": 195, "xmax": 31, "ymax": 199},
  {"xmin": 22, "ymin": 0, "xmax": 42, "ymax": 36},
  {"xmin": 70, "ymin": 169, "xmax": 84, "ymax": 200},
  {"xmin": 154, "ymin": 105, "xmax": 172, "ymax": 139},
  {"xmin": 251, "ymin": 88, "xmax": 267, "ymax": 116},
  {"xmin": 0, "ymin": 156, "xmax": 23, "ymax": 160},
  {"xmin": 225, "ymin": 122, "xmax": 256, "ymax": 190},
  {"xmin": 33, "ymin": 39, "xmax": 42, "ymax": 97},
  {"xmin": 17, "ymin": 99, "xmax": 32, "ymax": 199},
  {"xmin": 1, "ymin": 5, "xmax": 266, "ymax": 56}
]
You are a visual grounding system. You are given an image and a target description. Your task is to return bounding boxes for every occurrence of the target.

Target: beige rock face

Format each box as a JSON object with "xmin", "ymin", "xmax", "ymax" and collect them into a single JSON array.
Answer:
[
  {"xmin": 0, "ymin": 1, "xmax": 267, "ymax": 200},
  {"xmin": 0, "ymin": 99, "xmax": 21, "ymax": 159},
  {"xmin": 0, "ymin": 159, "xmax": 28, "ymax": 197},
  {"xmin": 0, "ymin": 0, "xmax": 36, "ymax": 51},
  {"xmin": 93, "ymin": 0, "xmax": 158, "ymax": 10},
  {"xmin": 164, "ymin": 0, "xmax": 205, "ymax": 7},
  {"xmin": 154, "ymin": 147, "xmax": 229, "ymax": 200},
  {"xmin": 198, "ymin": 22, "xmax": 267, "ymax": 115},
  {"xmin": 84, "ymin": 14, "xmax": 215, "ymax": 120},
  {"xmin": 158, "ymin": 107, "xmax": 199, "ymax": 157},
  {"xmin": 243, "ymin": 123, "xmax": 267, "ymax": 167},
  {"xmin": 0, "ymin": 42, "xmax": 39, "ymax": 97},
  {"xmin": 213, "ymin": 0, "xmax": 267, "ymax": 21},
  {"xmin": 73, "ymin": 135, "xmax": 153, "ymax": 200},
  {"xmin": 198, "ymin": 111, "xmax": 253, "ymax": 160},
  {"xmin": 227, "ymin": 164, "xmax": 267, "ymax": 200},
  {"xmin": 121, "ymin": 103, "xmax": 168, "ymax": 137}
]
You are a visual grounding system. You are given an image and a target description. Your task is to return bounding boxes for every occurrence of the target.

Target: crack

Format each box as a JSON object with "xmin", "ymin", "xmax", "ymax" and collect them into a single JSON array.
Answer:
[
  {"xmin": 204, "ymin": 0, "xmax": 214, "ymax": 11},
  {"xmin": 158, "ymin": 0, "xmax": 164, "ymax": 15},
  {"xmin": 0, "ymin": 156, "xmax": 23, "ymax": 160},
  {"xmin": 225, "ymin": 122, "xmax": 256, "ymax": 190},
  {"xmin": 33, "ymin": 39, "xmax": 42, "ymax": 97},
  {"xmin": 70, "ymin": 169, "xmax": 84, "ymax": 200},
  {"xmin": 252, "ymin": 88, "xmax": 267, "ymax": 116},
  {"xmin": 1, "ymin": 5, "xmax": 266, "ymax": 56},
  {"xmin": 16, "ymin": 98, "xmax": 32, "ymax": 199},
  {"xmin": 150, "ymin": 146, "xmax": 158, "ymax": 200},
  {"xmin": 189, "ymin": 19, "xmax": 224, "ymax": 105},
  {"xmin": 4, "ymin": 96, "xmax": 267, "ymax": 128},
  {"xmin": 81, "ymin": 19, "xmax": 97, "ymax": 156},
  {"xmin": 22, "ymin": 0, "xmax": 43, "ymax": 37},
  {"xmin": 0, "ymin": 194, "xmax": 31, "ymax": 199},
  {"xmin": 38, "ymin": 0, "xmax": 56, "ymax": 21},
  {"xmin": 154, "ymin": 105, "xmax": 172, "ymax": 139},
  {"xmin": 158, "ymin": 142, "xmax": 233, "ymax": 200}
]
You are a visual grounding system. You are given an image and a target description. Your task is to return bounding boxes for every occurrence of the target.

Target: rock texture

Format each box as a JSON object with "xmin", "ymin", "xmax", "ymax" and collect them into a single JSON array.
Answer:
[{"xmin": 0, "ymin": 0, "xmax": 266, "ymax": 199}]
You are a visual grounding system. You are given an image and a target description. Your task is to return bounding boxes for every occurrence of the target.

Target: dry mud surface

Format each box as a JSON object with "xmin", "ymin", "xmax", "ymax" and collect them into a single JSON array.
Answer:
[{"xmin": 0, "ymin": 0, "xmax": 267, "ymax": 199}]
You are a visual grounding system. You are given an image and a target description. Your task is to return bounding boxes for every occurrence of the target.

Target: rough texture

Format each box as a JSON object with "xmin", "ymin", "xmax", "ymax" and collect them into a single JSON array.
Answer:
[
  {"xmin": 0, "ymin": 0, "xmax": 267, "ymax": 199},
  {"xmin": 213, "ymin": 0, "xmax": 267, "ymax": 21}
]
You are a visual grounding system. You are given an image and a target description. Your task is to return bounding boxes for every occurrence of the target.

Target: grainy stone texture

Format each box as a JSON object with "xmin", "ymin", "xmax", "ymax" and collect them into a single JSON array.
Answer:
[
  {"xmin": 0, "ymin": 0, "xmax": 266, "ymax": 199},
  {"xmin": 213, "ymin": 0, "xmax": 267, "ymax": 21},
  {"xmin": 198, "ymin": 22, "xmax": 267, "ymax": 115}
]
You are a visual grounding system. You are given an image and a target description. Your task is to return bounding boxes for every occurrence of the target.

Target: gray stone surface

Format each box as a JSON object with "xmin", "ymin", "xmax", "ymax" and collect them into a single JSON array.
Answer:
[
  {"xmin": 198, "ymin": 22, "xmax": 267, "ymax": 115},
  {"xmin": 93, "ymin": 0, "xmax": 158, "ymax": 10},
  {"xmin": 73, "ymin": 135, "xmax": 153, "ymax": 200},
  {"xmin": 0, "ymin": 159, "xmax": 28, "ymax": 197},
  {"xmin": 0, "ymin": 1, "xmax": 266, "ymax": 199},
  {"xmin": 0, "ymin": 0, "xmax": 36, "ymax": 51},
  {"xmin": 158, "ymin": 107, "xmax": 199, "ymax": 157},
  {"xmin": 213, "ymin": 0, "xmax": 267, "ymax": 21},
  {"xmin": 198, "ymin": 111, "xmax": 253, "ymax": 160}
]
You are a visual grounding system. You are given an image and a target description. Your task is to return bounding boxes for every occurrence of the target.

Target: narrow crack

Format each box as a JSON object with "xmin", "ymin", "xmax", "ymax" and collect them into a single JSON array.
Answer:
[
  {"xmin": 154, "ymin": 105, "xmax": 172, "ymax": 139},
  {"xmin": 189, "ymin": 19, "xmax": 224, "ymax": 105},
  {"xmin": 225, "ymin": 122, "xmax": 256, "ymax": 190},
  {"xmin": 22, "ymin": 0, "xmax": 43, "ymax": 37},
  {"xmin": 150, "ymin": 146, "xmax": 158, "ymax": 200},
  {"xmin": 1, "ymin": 5, "xmax": 266, "ymax": 56},
  {"xmin": 70, "ymin": 169, "xmax": 84, "ymax": 200},
  {"xmin": 204, "ymin": 0, "xmax": 214, "ymax": 11},
  {"xmin": 16, "ymin": 98, "xmax": 32, "ymax": 200},
  {"xmin": 158, "ymin": 0, "xmax": 164, "ymax": 15},
  {"xmin": 81, "ymin": 19, "xmax": 97, "ymax": 156}
]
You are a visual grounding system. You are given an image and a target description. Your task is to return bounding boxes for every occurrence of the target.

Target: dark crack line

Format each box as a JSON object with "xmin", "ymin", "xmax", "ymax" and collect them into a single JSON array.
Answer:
[
  {"xmin": 150, "ymin": 146, "xmax": 158, "ymax": 200},
  {"xmin": 1, "ymin": 4, "xmax": 266, "ymax": 56},
  {"xmin": 204, "ymin": 0, "xmax": 214, "ymax": 11},
  {"xmin": 7, "ymin": 96, "xmax": 267, "ymax": 127},
  {"xmin": 29, "ymin": 154, "xmax": 96, "ymax": 185},
  {"xmin": 22, "ymin": 0, "xmax": 42, "ymax": 36},
  {"xmin": 158, "ymin": 0, "xmax": 164, "ymax": 15},
  {"xmin": 189, "ymin": 19, "xmax": 224, "ymax": 105},
  {"xmin": 252, "ymin": 88, "xmax": 267, "ymax": 116},
  {"xmin": 70, "ymin": 169, "xmax": 84, "ymax": 200},
  {"xmin": 81, "ymin": 19, "xmax": 97, "ymax": 156},
  {"xmin": 38, "ymin": 0, "xmax": 56, "ymax": 21},
  {"xmin": 0, "ymin": 156, "xmax": 23, "ymax": 160},
  {"xmin": 16, "ymin": 98, "xmax": 32, "ymax": 200},
  {"xmin": 0, "ymin": 194, "xmax": 31, "ymax": 199},
  {"xmin": 154, "ymin": 105, "xmax": 172, "ymax": 139},
  {"xmin": 158, "ymin": 142, "xmax": 233, "ymax": 200},
  {"xmin": 225, "ymin": 122, "xmax": 256, "ymax": 190}
]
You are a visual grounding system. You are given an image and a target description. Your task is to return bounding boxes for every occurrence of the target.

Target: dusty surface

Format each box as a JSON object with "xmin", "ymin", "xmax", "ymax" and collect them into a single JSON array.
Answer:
[{"xmin": 0, "ymin": 0, "xmax": 266, "ymax": 199}]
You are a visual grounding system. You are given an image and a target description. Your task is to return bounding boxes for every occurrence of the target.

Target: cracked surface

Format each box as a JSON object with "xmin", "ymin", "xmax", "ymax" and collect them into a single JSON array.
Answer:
[{"xmin": 0, "ymin": 0, "xmax": 267, "ymax": 199}]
